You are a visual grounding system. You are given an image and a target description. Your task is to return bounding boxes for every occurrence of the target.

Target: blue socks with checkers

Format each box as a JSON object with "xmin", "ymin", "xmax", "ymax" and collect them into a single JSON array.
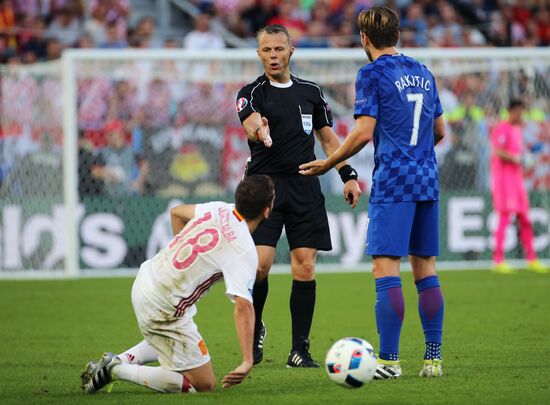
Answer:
[
  {"xmin": 375, "ymin": 277, "xmax": 404, "ymax": 361},
  {"xmin": 416, "ymin": 275, "xmax": 444, "ymax": 360},
  {"xmin": 375, "ymin": 275, "xmax": 444, "ymax": 362}
]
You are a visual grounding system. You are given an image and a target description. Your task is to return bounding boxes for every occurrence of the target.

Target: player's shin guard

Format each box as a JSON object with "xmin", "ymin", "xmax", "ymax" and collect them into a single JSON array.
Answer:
[
  {"xmin": 112, "ymin": 364, "xmax": 197, "ymax": 393},
  {"xmin": 253, "ymin": 278, "xmax": 269, "ymax": 336},
  {"xmin": 375, "ymin": 277, "xmax": 404, "ymax": 361},
  {"xmin": 415, "ymin": 275, "xmax": 444, "ymax": 360},
  {"xmin": 290, "ymin": 279, "xmax": 316, "ymax": 352}
]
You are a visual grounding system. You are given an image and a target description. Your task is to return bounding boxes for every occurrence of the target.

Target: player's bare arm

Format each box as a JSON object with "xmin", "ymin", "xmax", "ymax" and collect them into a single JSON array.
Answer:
[
  {"xmin": 222, "ymin": 296, "xmax": 254, "ymax": 388},
  {"xmin": 299, "ymin": 116, "xmax": 376, "ymax": 176},
  {"xmin": 434, "ymin": 115, "xmax": 446, "ymax": 146},
  {"xmin": 314, "ymin": 126, "xmax": 362, "ymax": 208},
  {"xmin": 495, "ymin": 147, "xmax": 522, "ymax": 165},
  {"xmin": 242, "ymin": 112, "xmax": 273, "ymax": 148},
  {"xmin": 170, "ymin": 204, "xmax": 196, "ymax": 236}
]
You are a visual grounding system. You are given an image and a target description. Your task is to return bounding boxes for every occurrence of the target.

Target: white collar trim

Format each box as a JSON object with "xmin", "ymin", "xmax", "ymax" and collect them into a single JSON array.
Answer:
[{"xmin": 270, "ymin": 79, "xmax": 293, "ymax": 88}]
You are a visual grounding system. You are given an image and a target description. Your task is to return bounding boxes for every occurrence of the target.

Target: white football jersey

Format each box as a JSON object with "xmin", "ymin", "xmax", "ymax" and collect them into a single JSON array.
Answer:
[{"xmin": 143, "ymin": 202, "xmax": 257, "ymax": 319}]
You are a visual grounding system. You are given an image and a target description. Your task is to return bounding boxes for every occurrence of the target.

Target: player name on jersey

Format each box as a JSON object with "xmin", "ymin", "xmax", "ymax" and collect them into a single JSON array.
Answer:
[
  {"xmin": 394, "ymin": 75, "xmax": 431, "ymax": 92},
  {"xmin": 218, "ymin": 206, "xmax": 237, "ymax": 243}
]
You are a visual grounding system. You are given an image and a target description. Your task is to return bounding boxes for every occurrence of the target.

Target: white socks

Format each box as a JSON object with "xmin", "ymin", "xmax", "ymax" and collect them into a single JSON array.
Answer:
[
  {"xmin": 118, "ymin": 340, "xmax": 158, "ymax": 365},
  {"xmin": 112, "ymin": 363, "xmax": 196, "ymax": 393}
]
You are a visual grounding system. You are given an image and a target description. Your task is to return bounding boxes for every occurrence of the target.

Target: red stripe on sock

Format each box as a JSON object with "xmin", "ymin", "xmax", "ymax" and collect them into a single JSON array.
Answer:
[{"xmin": 182, "ymin": 376, "xmax": 191, "ymax": 393}]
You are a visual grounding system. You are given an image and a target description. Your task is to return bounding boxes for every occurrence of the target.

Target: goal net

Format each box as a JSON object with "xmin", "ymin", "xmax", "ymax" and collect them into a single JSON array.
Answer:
[{"xmin": 1, "ymin": 48, "xmax": 549, "ymax": 277}]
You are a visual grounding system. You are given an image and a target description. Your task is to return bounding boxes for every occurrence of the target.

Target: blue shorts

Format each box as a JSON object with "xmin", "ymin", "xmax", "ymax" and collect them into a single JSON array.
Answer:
[{"xmin": 366, "ymin": 201, "xmax": 439, "ymax": 257}]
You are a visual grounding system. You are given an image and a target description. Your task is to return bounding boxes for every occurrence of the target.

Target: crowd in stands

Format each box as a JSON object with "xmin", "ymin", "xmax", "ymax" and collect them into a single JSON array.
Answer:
[
  {"xmin": 1, "ymin": 0, "xmax": 549, "ymax": 199},
  {"xmin": 0, "ymin": 0, "xmax": 550, "ymax": 64}
]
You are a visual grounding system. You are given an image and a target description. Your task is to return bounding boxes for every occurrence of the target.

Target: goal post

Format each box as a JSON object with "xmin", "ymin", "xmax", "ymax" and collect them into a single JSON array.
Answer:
[
  {"xmin": 1, "ymin": 47, "xmax": 549, "ymax": 278},
  {"xmin": 62, "ymin": 51, "xmax": 79, "ymax": 279}
]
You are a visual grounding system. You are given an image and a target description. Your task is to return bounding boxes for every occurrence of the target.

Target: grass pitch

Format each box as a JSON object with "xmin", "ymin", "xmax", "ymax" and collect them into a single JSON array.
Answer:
[{"xmin": 1, "ymin": 270, "xmax": 550, "ymax": 405}]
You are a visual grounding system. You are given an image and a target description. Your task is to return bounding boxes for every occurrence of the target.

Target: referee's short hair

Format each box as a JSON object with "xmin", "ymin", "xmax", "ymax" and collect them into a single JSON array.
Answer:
[
  {"xmin": 358, "ymin": 7, "xmax": 400, "ymax": 49},
  {"xmin": 256, "ymin": 24, "xmax": 291, "ymax": 47},
  {"xmin": 235, "ymin": 175, "xmax": 275, "ymax": 220}
]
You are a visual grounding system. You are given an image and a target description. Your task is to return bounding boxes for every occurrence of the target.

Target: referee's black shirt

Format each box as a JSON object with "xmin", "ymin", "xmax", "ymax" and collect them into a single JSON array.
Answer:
[{"xmin": 236, "ymin": 74, "xmax": 333, "ymax": 175}]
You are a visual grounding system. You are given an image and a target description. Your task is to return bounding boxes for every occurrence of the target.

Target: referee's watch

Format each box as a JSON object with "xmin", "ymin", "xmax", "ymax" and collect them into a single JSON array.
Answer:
[{"xmin": 338, "ymin": 165, "xmax": 358, "ymax": 184}]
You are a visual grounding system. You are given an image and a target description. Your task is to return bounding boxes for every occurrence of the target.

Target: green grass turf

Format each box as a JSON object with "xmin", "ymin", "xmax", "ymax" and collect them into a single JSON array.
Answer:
[{"xmin": 1, "ymin": 270, "xmax": 550, "ymax": 405}]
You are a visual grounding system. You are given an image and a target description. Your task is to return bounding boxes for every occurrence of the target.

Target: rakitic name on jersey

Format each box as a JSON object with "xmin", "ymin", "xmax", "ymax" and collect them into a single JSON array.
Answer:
[{"xmin": 394, "ymin": 75, "xmax": 430, "ymax": 92}]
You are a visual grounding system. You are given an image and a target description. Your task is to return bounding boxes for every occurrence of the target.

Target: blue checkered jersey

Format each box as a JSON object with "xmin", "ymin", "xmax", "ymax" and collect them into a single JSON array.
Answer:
[{"xmin": 354, "ymin": 54, "xmax": 444, "ymax": 203}]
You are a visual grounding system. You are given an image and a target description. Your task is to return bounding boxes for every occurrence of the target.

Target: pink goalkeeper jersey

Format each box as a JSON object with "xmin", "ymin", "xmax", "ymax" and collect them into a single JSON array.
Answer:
[{"xmin": 490, "ymin": 121, "xmax": 530, "ymax": 213}]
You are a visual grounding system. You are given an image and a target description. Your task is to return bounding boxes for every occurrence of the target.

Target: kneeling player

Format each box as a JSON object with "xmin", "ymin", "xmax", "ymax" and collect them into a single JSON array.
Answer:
[{"xmin": 81, "ymin": 175, "xmax": 275, "ymax": 393}]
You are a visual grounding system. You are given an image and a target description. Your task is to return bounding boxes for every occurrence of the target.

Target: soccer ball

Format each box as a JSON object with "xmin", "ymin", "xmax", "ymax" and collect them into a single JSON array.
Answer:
[{"xmin": 325, "ymin": 337, "xmax": 377, "ymax": 388}]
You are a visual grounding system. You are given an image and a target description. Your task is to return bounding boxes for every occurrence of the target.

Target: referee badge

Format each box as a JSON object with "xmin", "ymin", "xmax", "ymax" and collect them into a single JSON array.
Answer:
[
  {"xmin": 236, "ymin": 97, "xmax": 248, "ymax": 112},
  {"xmin": 301, "ymin": 113, "xmax": 313, "ymax": 135}
]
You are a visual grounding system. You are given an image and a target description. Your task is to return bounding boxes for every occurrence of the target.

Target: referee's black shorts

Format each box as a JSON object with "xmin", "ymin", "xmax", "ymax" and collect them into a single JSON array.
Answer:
[{"xmin": 251, "ymin": 174, "xmax": 332, "ymax": 251}]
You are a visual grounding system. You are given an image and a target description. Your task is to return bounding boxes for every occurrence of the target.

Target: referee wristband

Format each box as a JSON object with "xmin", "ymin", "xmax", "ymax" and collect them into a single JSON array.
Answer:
[{"xmin": 338, "ymin": 165, "xmax": 358, "ymax": 184}]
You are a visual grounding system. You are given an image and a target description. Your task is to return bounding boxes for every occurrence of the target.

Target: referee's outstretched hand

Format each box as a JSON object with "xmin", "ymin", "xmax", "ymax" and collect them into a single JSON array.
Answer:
[
  {"xmin": 299, "ymin": 159, "xmax": 330, "ymax": 176},
  {"xmin": 258, "ymin": 117, "xmax": 272, "ymax": 148}
]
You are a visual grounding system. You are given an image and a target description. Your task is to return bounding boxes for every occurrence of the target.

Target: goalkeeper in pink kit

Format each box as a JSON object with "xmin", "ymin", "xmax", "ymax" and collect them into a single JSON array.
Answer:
[{"xmin": 490, "ymin": 99, "xmax": 548, "ymax": 274}]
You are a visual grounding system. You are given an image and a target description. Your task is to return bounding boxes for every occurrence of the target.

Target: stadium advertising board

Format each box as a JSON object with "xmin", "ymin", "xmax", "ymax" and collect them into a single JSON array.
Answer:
[{"xmin": 0, "ymin": 193, "xmax": 549, "ymax": 271}]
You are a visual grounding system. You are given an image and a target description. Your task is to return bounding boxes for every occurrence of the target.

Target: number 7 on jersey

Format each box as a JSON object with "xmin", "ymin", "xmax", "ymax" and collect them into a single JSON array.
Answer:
[{"xmin": 407, "ymin": 93, "xmax": 423, "ymax": 146}]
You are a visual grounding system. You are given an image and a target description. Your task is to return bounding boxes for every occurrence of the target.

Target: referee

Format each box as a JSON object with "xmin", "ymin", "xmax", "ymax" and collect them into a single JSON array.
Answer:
[{"xmin": 236, "ymin": 24, "xmax": 361, "ymax": 368}]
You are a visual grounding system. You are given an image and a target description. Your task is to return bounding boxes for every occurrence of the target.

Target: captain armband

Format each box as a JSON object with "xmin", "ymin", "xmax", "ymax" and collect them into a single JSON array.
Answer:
[{"xmin": 338, "ymin": 165, "xmax": 358, "ymax": 184}]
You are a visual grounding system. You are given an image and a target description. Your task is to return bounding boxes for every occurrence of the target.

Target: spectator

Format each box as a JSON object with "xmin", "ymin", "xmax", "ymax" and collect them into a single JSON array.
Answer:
[
  {"xmin": 78, "ymin": 135, "xmax": 105, "ymax": 196},
  {"xmin": 84, "ymin": 1, "xmax": 108, "ymax": 45},
  {"xmin": 331, "ymin": 19, "xmax": 361, "ymax": 48},
  {"xmin": 180, "ymin": 82, "xmax": 229, "ymax": 125},
  {"xmin": 511, "ymin": 0, "xmax": 532, "ymax": 29},
  {"xmin": 13, "ymin": 0, "xmax": 43, "ymax": 19},
  {"xmin": 76, "ymin": 33, "xmax": 94, "ymax": 48},
  {"xmin": 100, "ymin": 21, "xmax": 127, "ymax": 48},
  {"xmin": 78, "ymin": 76, "xmax": 112, "ymax": 131},
  {"xmin": 429, "ymin": 3, "xmax": 463, "ymax": 47},
  {"xmin": 45, "ymin": 7, "xmax": 82, "ymax": 47},
  {"xmin": 536, "ymin": 7, "xmax": 550, "ymax": 46},
  {"xmin": 296, "ymin": 20, "xmax": 331, "ymax": 48},
  {"xmin": 399, "ymin": 29, "xmax": 418, "ymax": 47},
  {"xmin": 19, "ymin": 16, "xmax": 48, "ymax": 59},
  {"xmin": 98, "ymin": 120, "xmax": 146, "ymax": 196},
  {"xmin": 1, "ymin": 54, "xmax": 39, "ymax": 127},
  {"xmin": 107, "ymin": 79, "xmax": 139, "ymax": 123},
  {"xmin": 440, "ymin": 93, "xmax": 484, "ymax": 190},
  {"xmin": 44, "ymin": 36, "xmax": 62, "ymax": 59},
  {"xmin": 326, "ymin": 0, "xmax": 357, "ymax": 32},
  {"xmin": 132, "ymin": 16, "xmax": 162, "ymax": 48},
  {"xmin": 0, "ymin": 0, "xmax": 16, "ymax": 52},
  {"xmin": 0, "ymin": 131, "xmax": 62, "ymax": 197},
  {"xmin": 183, "ymin": 12, "xmax": 225, "ymax": 49},
  {"xmin": 461, "ymin": 26, "xmax": 487, "ymax": 47},
  {"xmin": 401, "ymin": 2, "xmax": 427, "ymax": 46},
  {"xmin": 241, "ymin": 0, "xmax": 277, "ymax": 37},
  {"xmin": 143, "ymin": 78, "xmax": 172, "ymax": 128},
  {"xmin": 88, "ymin": 0, "xmax": 129, "ymax": 42},
  {"xmin": 267, "ymin": 0, "xmax": 307, "ymax": 40},
  {"xmin": 48, "ymin": 0, "xmax": 84, "ymax": 20}
]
